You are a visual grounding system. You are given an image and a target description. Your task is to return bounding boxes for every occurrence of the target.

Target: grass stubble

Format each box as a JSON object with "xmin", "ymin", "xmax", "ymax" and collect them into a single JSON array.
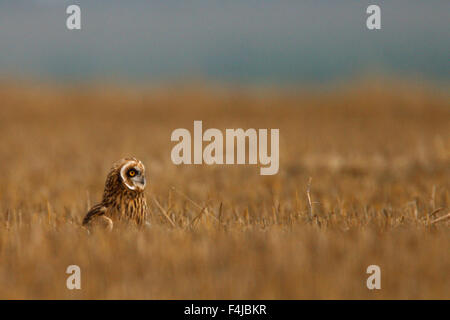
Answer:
[{"xmin": 0, "ymin": 79, "xmax": 448, "ymax": 299}]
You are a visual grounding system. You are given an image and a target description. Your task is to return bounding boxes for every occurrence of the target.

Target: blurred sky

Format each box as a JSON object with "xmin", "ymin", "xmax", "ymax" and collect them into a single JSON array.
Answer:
[{"xmin": 0, "ymin": 0, "xmax": 449, "ymax": 84}]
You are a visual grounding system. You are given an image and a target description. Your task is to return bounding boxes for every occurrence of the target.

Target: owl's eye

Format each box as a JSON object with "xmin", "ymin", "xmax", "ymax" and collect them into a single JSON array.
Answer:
[{"xmin": 128, "ymin": 170, "xmax": 136, "ymax": 177}]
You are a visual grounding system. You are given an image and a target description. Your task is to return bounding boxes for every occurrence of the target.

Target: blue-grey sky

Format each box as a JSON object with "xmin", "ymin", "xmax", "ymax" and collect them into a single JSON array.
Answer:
[{"xmin": 0, "ymin": 0, "xmax": 449, "ymax": 84}]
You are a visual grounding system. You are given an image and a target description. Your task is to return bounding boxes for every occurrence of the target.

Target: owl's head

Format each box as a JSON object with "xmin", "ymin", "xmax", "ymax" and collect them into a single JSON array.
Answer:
[{"xmin": 116, "ymin": 157, "xmax": 147, "ymax": 192}]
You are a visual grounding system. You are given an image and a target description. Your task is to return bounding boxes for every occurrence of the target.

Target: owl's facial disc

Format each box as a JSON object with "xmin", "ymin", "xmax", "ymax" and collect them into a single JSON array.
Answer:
[{"xmin": 120, "ymin": 162, "xmax": 146, "ymax": 191}]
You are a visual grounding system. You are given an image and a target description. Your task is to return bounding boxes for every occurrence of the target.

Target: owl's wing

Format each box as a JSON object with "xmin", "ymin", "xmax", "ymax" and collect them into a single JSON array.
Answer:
[{"xmin": 82, "ymin": 203, "xmax": 107, "ymax": 226}]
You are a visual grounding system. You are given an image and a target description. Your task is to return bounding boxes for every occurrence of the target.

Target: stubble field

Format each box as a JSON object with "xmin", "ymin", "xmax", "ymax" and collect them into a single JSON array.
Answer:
[{"xmin": 0, "ymin": 79, "xmax": 449, "ymax": 299}]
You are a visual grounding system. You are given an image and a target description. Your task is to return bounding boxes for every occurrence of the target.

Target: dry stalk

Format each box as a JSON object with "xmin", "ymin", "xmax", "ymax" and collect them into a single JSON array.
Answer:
[
  {"xmin": 170, "ymin": 186, "xmax": 218, "ymax": 222},
  {"xmin": 306, "ymin": 177, "xmax": 313, "ymax": 221},
  {"xmin": 152, "ymin": 197, "xmax": 176, "ymax": 228},
  {"xmin": 429, "ymin": 207, "xmax": 445, "ymax": 218},
  {"xmin": 430, "ymin": 213, "xmax": 450, "ymax": 225}
]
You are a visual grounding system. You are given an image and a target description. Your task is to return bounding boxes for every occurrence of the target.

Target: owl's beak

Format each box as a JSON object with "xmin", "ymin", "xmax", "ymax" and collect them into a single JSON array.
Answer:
[{"xmin": 136, "ymin": 176, "xmax": 146, "ymax": 190}]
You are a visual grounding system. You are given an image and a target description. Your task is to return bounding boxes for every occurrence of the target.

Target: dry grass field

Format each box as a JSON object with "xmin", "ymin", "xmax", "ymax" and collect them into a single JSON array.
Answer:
[{"xmin": 0, "ymin": 79, "xmax": 448, "ymax": 299}]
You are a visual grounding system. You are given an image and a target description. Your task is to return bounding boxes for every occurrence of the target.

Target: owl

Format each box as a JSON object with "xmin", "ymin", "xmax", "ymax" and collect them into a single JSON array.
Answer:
[{"xmin": 82, "ymin": 157, "xmax": 149, "ymax": 230}]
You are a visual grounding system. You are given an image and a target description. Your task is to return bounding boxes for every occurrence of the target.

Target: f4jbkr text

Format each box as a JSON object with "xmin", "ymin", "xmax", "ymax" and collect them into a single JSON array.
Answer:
[{"xmin": 171, "ymin": 121, "xmax": 279, "ymax": 175}]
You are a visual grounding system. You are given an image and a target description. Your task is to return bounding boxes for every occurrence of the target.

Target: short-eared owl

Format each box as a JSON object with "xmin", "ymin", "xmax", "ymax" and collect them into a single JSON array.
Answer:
[{"xmin": 82, "ymin": 157, "xmax": 148, "ymax": 229}]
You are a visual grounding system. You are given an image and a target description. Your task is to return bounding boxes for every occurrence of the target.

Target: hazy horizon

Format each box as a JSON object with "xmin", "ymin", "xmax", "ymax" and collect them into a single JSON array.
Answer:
[{"xmin": 0, "ymin": 1, "xmax": 449, "ymax": 84}]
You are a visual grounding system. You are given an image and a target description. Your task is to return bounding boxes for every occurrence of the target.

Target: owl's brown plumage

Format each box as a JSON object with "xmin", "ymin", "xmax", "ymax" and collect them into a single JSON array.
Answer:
[{"xmin": 82, "ymin": 157, "xmax": 149, "ymax": 229}]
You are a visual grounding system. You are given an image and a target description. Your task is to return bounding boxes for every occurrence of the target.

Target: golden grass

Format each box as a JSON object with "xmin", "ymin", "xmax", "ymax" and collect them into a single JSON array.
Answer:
[{"xmin": 0, "ymin": 79, "xmax": 448, "ymax": 299}]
